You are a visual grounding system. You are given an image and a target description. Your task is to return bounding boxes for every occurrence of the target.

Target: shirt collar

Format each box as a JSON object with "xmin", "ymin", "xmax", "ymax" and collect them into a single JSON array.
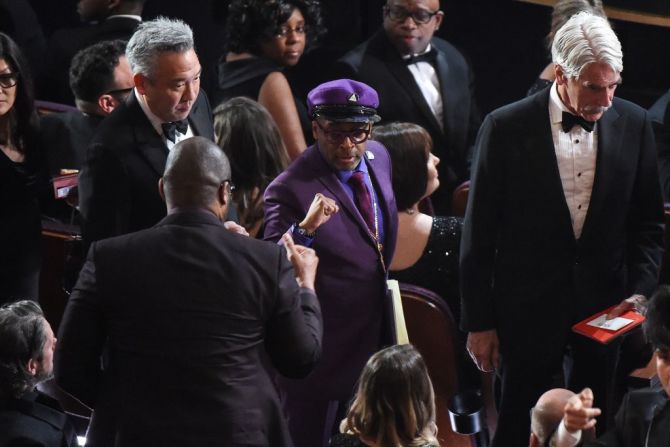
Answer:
[
  {"xmin": 549, "ymin": 81, "xmax": 572, "ymax": 126},
  {"xmin": 401, "ymin": 43, "xmax": 432, "ymax": 61},
  {"xmin": 336, "ymin": 156, "xmax": 369, "ymax": 183},
  {"xmin": 106, "ymin": 14, "xmax": 142, "ymax": 22},
  {"xmin": 134, "ymin": 88, "xmax": 170, "ymax": 138}
]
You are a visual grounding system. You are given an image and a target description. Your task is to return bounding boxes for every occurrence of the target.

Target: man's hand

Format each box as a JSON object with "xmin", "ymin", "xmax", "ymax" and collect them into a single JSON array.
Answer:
[
  {"xmin": 563, "ymin": 388, "xmax": 601, "ymax": 433},
  {"xmin": 224, "ymin": 221, "xmax": 249, "ymax": 236},
  {"xmin": 606, "ymin": 294, "xmax": 647, "ymax": 319},
  {"xmin": 283, "ymin": 233, "xmax": 318, "ymax": 290},
  {"xmin": 466, "ymin": 330, "xmax": 500, "ymax": 372},
  {"xmin": 299, "ymin": 193, "xmax": 339, "ymax": 233}
]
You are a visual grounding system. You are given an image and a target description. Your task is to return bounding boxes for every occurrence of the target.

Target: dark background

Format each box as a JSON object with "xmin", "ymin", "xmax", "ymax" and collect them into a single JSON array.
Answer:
[{"xmin": 21, "ymin": 0, "xmax": 670, "ymax": 114}]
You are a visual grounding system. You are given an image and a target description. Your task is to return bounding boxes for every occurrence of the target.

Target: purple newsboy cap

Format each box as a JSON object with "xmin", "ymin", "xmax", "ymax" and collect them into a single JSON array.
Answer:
[{"xmin": 307, "ymin": 79, "xmax": 381, "ymax": 123}]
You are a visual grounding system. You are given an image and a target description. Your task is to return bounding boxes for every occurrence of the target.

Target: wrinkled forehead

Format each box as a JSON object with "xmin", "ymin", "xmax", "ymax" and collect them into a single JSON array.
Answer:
[
  {"xmin": 387, "ymin": 0, "xmax": 440, "ymax": 11},
  {"xmin": 320, "ymin": 119, "xmax": 370, "ymax": 131}
]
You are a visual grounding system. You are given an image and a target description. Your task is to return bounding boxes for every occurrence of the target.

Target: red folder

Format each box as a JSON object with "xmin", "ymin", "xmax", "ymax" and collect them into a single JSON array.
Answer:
[{"xmin": 572, "ymin": 305, "xmax": 645, "ymax": 344}]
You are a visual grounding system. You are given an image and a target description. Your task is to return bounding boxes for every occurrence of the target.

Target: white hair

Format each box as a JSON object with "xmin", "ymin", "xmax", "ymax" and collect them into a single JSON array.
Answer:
[
  {"xmin": 126, "ymin": 17, "xmax": 194, "ymax": 77},
  {"xmin": 551, "ymin": 11, "xmax": 622, "ymax": 78}
]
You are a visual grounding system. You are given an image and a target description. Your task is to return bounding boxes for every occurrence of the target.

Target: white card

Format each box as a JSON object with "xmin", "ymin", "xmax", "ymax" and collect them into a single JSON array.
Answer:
[{"xmin": 586, "ymin": 314, "xmax": 634, "ymax": 332}]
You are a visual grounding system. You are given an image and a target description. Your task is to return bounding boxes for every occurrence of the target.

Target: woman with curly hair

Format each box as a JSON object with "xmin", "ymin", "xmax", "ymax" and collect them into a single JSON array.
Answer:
[
  {"xmin": 215, "ymin": 0, "xmax": 324, "ymax": 160},
  {"xmin": 331, "ymin": 344, "xmax": 439, "ymax": 447},
  {"xmin": 0, "ymin": 32, "xmax": 47, "ymax": 304},
  {"xmin": 213, "ymin": 96, "xmax": 289, "ymax": 237}
]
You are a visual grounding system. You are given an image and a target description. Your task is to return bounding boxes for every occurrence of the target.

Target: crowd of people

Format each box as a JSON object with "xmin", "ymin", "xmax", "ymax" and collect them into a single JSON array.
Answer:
[{"xmin": 1, "ymin": 0, "xmax": 670, "ymax": 446}]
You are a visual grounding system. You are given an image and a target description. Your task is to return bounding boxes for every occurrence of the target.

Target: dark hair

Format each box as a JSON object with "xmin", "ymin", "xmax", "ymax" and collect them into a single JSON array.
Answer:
[
  {"xmin": 545, "ymin": 0, "xmax": 606, "ymax": 52},
  {"xmin": 225, "ymin": 0, "xmax": 324, "ymax": 55},
  {"xmin": 213, "ymin": 97, "xmax": 289, "ymax": 230},
  {"xmin": 372, "ymin": 122, "xmax": 432, "ymax": 211},
  {"xmin": 0, "ymin": 300, "xmax": 48, "ymax": 399},
  {"xmin": 0, "ymin": 32, "xmax": 38, "ymax": 155},
  {"xmin": 645, "ymin": 286, "xmax": 670, "ymax": 352},
  {"xmin": 343, "ymin": 345, "xmax": 438, "ymax": 446},
  {"xmin": 69, "ymin": 39, "xmax": 128, "ymax": 103}
]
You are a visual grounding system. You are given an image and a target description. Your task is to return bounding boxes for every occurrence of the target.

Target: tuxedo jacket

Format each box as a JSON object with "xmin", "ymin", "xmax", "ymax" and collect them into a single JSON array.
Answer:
[
  {"xmin": 39, "ymin": 16, "xmax": 140, "ymax": 104},
  {"xmin": 460, "ymin": 89, "xmax": 664, "ymax": 357},
  {"xmin": 586, "ymin": 383, "xmax": 670, "ymax": 447},
  {"xmin": 55, "ymin": 210, "xmax": 323, "ymax": 447},
  {"xmin": 0, "ymin": 391, "xmax": 77, "ymax": 447},
  {"xmin": 338, "ymin": 30, "xmax": 481, "ymax": 213},
  {"xmin": 263, "ymin": 141, "xmax": 398, "ymax": 400},
  {"xmin": 79, "ymin": 90, "xmax": 214, "ymax": 247}
]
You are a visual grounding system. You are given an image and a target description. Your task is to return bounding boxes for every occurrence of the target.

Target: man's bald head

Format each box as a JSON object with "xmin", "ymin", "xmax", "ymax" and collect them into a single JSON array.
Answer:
[
  {"xmin": 530, "ymin": 388, "xmax": 575, "ymax": 446},
  {"xmin": 161, "ymin": 136, "xmax": 231, "ymax": 212}
]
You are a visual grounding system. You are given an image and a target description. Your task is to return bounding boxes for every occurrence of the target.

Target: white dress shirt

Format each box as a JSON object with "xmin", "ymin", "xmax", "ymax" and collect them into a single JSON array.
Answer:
[
  {"xmin": 548, "ymin": 82, "xmax": 598, "ymax": 239},
  {"xmin": 134, "ymin": 88, "xmax": 193, "ymax": 150},
  {"xmin": 404, "ymin": 44, "xmax": 444, "ymax": 129}
]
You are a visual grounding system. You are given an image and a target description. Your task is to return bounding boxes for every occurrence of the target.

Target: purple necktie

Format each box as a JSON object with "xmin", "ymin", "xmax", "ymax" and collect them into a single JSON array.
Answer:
[{"xmin": 348, "ymin": 171, "xmax": 375, "ymax": 234}]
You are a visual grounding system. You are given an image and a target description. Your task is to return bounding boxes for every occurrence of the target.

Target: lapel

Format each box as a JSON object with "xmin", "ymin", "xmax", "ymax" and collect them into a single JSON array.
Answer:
[
  {"xmin": 578, "ymin": 105, "xmax": 623, "ymax": 243},
  {"xmin": 126, "ymin": 93, "xmax": 168, "ymax": 177},
  {"xmin": 377, "ymin": 32, "xmax": 443, "ymax": 135},
  {"xmin": 306, "ymin": 146, "xmax": 385, "ymax": 251},
  {"xmin": 527, "ymin": 90, "xmax": 576, "ymax": 240},
  {"xmin": 435, "ymin": 43, "xmax": 455, "ymax": 138}
]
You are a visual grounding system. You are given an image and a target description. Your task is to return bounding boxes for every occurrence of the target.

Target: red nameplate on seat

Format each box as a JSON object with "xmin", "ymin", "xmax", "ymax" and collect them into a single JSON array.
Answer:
[{"xmin": 52, "ymin": 173, "xmax": 78, "ymax": 200}]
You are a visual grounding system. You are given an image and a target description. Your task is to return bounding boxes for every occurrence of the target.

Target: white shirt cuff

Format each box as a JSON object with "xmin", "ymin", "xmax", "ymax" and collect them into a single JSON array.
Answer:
[{"xmin": 552, "ymin": 419, "xmax": 582, "ymax": 447}]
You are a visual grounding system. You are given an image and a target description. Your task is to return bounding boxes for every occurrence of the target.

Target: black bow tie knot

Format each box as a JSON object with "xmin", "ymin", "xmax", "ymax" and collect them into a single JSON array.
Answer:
[
  {"xmin": 404, "ymin": 48, "xmax": 437, "ymax": 66},
  {"xmin": 561, "ymin": 112, "xmax": 595, "ymax": 133},
  {"xmin": 161, "ymin": 120, "xmax": 189, "ymax": 142}
]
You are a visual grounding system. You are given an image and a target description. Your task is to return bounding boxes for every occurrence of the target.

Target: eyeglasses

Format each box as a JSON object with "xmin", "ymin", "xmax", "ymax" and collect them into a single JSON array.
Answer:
[
  {"xmin": 221, "ymin": 179, "xmax": 236, "ymax": 194},
  {"xmin": 384, "ymin": 5, "xmax": 441, "ymax": 24},
  {"xmin": 106, "ymin": 86, "xmax": 133, "ymax": 97},
  {"xmin": 0, "ymin": 72, "xmax": 19, "ymax": 89},
  {"xmin": 316, "ymin": 120, "xmax": 371, "ymax": 145},
  {"xmin": 274, "ymin": 25, "xmax": 306, "ymax": 39}
]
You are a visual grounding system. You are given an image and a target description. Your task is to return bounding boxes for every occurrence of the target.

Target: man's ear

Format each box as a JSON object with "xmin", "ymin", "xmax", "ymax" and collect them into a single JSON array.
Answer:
[
  {"xmin": 134, "ymin": 73, "xmax": 147, "ymax": 95},
  {"xmin": 434, "ymin": 11, "xmax": 444, "ymax": 30},
  {"xmin": 98, "ymin": 94, "xmax": 116, "ymax": 115},
  {"xmin": 554, "ymin": 64, "xmax": 567, "ymax": 86},
  {"xmin": 27, "ymin": 358, "xmax": 38, "ymax": 376},
  {"xmin": 158, "ymin": 177, "xmax": 166, "ymax": 203},
  {"xmin": 218, "ymin": 182, "xmax": 228, "ymax": 207},
  {"xmin": 311, "ymin": 120, "xmax": 319, "ymax": 141}
]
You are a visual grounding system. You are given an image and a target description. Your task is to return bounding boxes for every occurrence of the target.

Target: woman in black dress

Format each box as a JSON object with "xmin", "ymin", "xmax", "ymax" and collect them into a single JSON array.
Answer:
[
  {"xmin": 215, "ymin": 0, "xmax": 324, "ymax": 160},
  {"xmin": 373, "ymin": 122, "xmax": 462, "ymax": 320},
  {"xmin": 0, "ymin": 32, "xmax": 47, "ymax": 303}
]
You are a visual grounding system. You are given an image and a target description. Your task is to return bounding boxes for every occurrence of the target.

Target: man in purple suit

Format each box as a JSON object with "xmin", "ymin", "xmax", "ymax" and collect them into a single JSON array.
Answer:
[{"xmin": 264, "ymin": 79, "xmax": 398, "ymax": 447}]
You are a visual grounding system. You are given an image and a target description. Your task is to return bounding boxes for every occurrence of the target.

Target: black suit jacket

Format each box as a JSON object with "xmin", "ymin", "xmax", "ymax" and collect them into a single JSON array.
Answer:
[
  {"xmin": 54, "ymin": 210, "xmax": 323, "ymax": 447},
  {"xmin": 0, "ymin": 391, "xmax": 77, "ymax": 447},
  {"xmin": 460, "ymin": 89, "xmax": 664, "ymax": 356},
  {"xmin": 79, "ymin": 90, "xmax": 214, "ymax": 247},
  {"xmin": 338, "ymin": 30, "xmax": 481, "ymax": 213},
  {"xmin": 40, "ymin": 110, "xmax": 102, "ymax": 176},
  {"xmin": 39, "ymin": 16, "xmax": 140, "ymax": 104},
  {"xmin": 586, "ymin": 383, "xmax": 670, "ymax": 447}
]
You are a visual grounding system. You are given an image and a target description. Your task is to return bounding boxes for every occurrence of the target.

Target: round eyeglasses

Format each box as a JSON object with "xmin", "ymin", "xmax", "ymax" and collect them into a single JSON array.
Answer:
[
  {"xmin": 384, "ymin": 5, "xmax": 441, "ymax": 25},
  {"xmin": 316, "ymin": 120, "xmax": 372, "ymax": 145}
]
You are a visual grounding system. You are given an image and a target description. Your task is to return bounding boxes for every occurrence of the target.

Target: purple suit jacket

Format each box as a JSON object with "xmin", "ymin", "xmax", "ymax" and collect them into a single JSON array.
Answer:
[{"xmin": 264, "ymin": 140, "xmax": 398, "ymax": 400}]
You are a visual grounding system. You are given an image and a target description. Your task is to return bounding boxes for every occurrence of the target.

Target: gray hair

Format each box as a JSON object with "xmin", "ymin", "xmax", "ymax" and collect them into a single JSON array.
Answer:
[
  {"xmin": 126, "ymin": 17, "xmax": 194, "ymax": 77},
  {"xmin": 163, "ymin": 136, "xmax": 231, "ymax": 209},
  {"xmin": 551, "ymin": 11, "xmax": 622, "ymax": 78},
  {"xmin": 0, "ymin": 300, "xmax": 49, "ymax": 399}
]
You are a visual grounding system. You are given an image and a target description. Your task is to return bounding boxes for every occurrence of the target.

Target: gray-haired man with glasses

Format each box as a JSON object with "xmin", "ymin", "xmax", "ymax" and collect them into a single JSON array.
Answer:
[{"xmin": 338, "ymin": 0, "xmax": 481, "ymax": 215}]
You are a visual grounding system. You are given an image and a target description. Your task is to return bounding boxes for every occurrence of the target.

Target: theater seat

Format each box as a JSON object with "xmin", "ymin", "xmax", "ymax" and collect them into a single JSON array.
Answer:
[{"xmin": 399, "ymin": 283, "xmax": 476, "ymax": 447}]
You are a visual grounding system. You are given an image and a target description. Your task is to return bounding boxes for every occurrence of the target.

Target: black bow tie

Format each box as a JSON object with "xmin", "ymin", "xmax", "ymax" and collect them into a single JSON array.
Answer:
[
  {"xmin": 161, "ymin": 120, "xmax": 188, "ymax": 142},
  {"xmin": 561, "ymin": 112, "xmax": 595, "ymax": 133},
  {"xmin": 404, "ymin": 48, "xmax": 437, "ymax": 65}
]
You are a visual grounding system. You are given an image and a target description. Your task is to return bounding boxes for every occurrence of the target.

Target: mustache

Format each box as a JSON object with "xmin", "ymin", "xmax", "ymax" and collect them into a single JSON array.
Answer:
[{"xmin": 584, "ymin": 105, "xmax": 610, "ymax": 114}]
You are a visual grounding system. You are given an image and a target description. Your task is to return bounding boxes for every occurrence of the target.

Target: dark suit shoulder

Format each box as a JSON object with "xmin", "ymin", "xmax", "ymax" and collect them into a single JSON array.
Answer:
[{"xmin": 485, "ymin": 90, "xmax": 548, "ymax": 130}]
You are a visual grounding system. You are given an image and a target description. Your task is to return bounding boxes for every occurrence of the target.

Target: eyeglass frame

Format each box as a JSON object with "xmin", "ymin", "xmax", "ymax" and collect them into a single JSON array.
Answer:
[
  {"xmin": 221, "ymin": 179, "xmax": 236, "ymax": 195},
  {"xmin": 0, "ymin": 71, "xmax": 19, "ymax": 89},
  {"xmin": 315, "ymin": 119, "xmax": 372, "ymax": 145},
  {"xmin": 383, "ymin": 5, "xmax": 442, "ymax": 25},
  {"xmin": 105, "ymin": 86, "xmax": 134, "ymax": 97},
  {"xmin": 274, "ymin": 24, "xmax": 307, "ymax": 39}
]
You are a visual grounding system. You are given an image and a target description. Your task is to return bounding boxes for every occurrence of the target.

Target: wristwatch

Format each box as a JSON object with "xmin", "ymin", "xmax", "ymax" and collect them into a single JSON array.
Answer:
[{"xmin": 294, "ymin": 223, "xmax": 316, "ymax": 238}]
